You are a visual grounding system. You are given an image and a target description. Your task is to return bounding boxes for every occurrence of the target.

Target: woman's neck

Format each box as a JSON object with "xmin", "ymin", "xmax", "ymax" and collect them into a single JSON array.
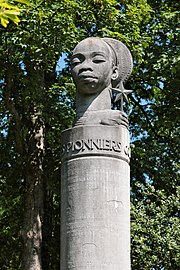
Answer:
[{"xmin": 76, "ymin": 86, "xmax": 112, "ymax": 116}]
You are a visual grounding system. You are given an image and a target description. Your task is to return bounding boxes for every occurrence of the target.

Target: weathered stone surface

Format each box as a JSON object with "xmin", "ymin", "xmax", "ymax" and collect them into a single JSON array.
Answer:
[
  {"xmin": 61, "ymin": 125, "xmax": 130, "ymax": 163},
  {"xmin": 60, "ymin": 36, "xmax": 132, "ymax": 269},
  {"xmin": 71, "ymin": 37, "xmax": 133, "ymax": 123},
  {"xmin": 61, "ymin": 125, "xmax": 130, "ymax": 270}
]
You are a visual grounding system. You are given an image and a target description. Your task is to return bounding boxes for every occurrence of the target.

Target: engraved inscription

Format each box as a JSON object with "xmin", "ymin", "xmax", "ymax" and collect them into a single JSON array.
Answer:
[
  {"xmin": 61, "ymin": 138, "xmax": 122, "ymax": 155},
  {"xmin": 124, "ymin": 145, "xmax": 131, "ymax": 157}
]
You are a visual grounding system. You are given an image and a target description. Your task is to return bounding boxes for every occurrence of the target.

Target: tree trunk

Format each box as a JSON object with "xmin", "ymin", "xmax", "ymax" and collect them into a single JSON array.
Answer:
[
  {"xmin": 22, "ymin": 110, "xmax": 45, "ymax": 270},
  {"xmin": 4, "ymin": 59, "xmax": 48, "ymax": 269},
  {"xmin": 42, "ymin": 185, "xmax": 53, "ymax": 270}
]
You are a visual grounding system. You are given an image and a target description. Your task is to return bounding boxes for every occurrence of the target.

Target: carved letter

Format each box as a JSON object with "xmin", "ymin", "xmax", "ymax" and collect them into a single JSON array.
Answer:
[
  {"xmin": 61, "ymin": 144, "xmax": 66, "ymax": 155},
  {"xmin": 74, "ymin": 140, "xmax": 83, "ymax": 151},
  {"xmin": 67, "ymin": 142, "xmax": 73, "ymax": 152},
  {"xmin": 92, "ymin": 139, "xmax": 100, "ymax": 150},
  {"xmin": 124, "ymin": 146, "xmax": 130, "ymax": 157},
  {"xmin": 112, "ymin": 141, "xmax": 121, "ymax": 152},
  {"xmin": 83, "ymin": 139, "xmax": 93, "ymax": 150},
  {"xmin": 103, "ymin": 140, "xmax": 112, "ymax": 151}
]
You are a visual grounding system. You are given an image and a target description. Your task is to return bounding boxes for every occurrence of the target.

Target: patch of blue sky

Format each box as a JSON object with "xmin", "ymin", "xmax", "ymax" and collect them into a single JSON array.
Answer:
[
  {"xmin": 0, "ymin": 115, "xmax": 8, "ymax": 136},
  {"xmin": 130, "ymin": 130, "xmax": 149, "ymax": 143},
  {"xmin": 19, "ymin": 60, "xmax": 27, "ymax": 75},
  {"xmin": 143, "ymin": 173, "xmax": 153, "ymax": 184},
  {"xmin": 56, "ymin": 53, "xmax": 67, "ymax": 74}
]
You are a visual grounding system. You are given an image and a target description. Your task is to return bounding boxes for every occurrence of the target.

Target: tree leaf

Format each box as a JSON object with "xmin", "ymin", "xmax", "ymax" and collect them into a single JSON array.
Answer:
[
  {"xmin": 0, "ymin": 2, "xmax": 20, "ymax": 10},
  {"xmin": 3, "ymin": 9, "xmax": 20, "ymax": 15},
  {"xmin": 0, "ymin": 15, "xmax": 8, "ymax": 27},
  {"xmin": 13, "ymin": 0, "xmax": 31, "ymax": 6}
]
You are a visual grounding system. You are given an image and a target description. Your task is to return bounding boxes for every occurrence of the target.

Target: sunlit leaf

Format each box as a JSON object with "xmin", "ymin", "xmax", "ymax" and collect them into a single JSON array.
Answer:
[
  {"xmin": 3, "ymin": 9, "xmax": 20, "ymax": 15},
  {"xmin": 0, "ymin": 15, "xmax": 8, "ymax": 27},
  {"xmin": 13, "ymin": 0, "xmax": 31, "ymax": 6}
]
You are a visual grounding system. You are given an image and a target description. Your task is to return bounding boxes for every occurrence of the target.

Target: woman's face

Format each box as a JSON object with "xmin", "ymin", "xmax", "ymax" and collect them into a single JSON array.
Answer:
[{"xmin": 71, "ymin": 38, "xmax": 117, "ymax": 95}]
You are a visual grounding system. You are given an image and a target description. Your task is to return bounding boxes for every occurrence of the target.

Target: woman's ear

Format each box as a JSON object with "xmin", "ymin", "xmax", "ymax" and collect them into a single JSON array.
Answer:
[{"xmin": 111, "ymin": 66, "xmax": 119, "ymax": 81}]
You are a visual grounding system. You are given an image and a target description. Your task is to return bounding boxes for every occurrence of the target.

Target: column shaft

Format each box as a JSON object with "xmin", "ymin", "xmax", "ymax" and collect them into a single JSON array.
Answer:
[{"xmin": 61, "ymin": 125, "xmax": 130, "ymax": 270}]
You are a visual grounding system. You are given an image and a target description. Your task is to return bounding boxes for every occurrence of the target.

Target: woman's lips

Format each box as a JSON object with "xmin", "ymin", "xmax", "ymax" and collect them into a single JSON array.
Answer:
[
  {"xmin": 78, "ymin": 72, "xmax": 96, "ymax": 78},
  {"xmin": 78, "ymin": 73, "xmax": 97, "ymax": 82}
]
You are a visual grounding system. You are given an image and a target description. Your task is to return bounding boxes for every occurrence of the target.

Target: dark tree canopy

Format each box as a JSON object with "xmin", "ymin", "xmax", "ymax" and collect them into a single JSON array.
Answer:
[{"xmin": 0, "ymin": 0, "xmax": 179, "ymax": 269}]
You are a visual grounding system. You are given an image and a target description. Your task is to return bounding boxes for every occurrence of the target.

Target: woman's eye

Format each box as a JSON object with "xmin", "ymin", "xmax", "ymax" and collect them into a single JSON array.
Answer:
[
  {"xmin": 93, "ymin": 57, "xmax": 106, "ymax": 63},
  {"xmin": 71, "ymin": 58, "xmax": 81, "ymax": 66}
]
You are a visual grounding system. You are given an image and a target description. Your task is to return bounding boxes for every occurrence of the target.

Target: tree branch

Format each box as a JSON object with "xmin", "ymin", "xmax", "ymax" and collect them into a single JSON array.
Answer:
[
  {"xmin": 4, "ymin": 65, "xmax": 23, "ymax": 154},
  {"xmin": 130, "ymin": 95, "xmax": 166, "ymax": 140}
]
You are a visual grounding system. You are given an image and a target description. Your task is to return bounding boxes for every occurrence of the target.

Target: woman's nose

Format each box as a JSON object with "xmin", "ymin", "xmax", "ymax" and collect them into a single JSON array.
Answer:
[{"xmin": 79, "ymin": 60, "xmax": 93, "ymax": 71}]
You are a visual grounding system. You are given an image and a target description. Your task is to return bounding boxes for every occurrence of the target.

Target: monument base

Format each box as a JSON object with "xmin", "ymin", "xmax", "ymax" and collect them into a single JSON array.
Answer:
[{"xmin": 61, "ymin": 125, "xmax": 130, "ymax": 270}]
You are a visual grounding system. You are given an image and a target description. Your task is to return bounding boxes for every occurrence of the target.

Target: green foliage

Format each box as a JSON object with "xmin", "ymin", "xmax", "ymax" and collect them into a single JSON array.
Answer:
[
  {"xmin": 0, "ymin": 0, "xmax": 179, "ymax": 268},
  {"xmin": 0, "ymin": 0, "xmax": 30, "ymax": 27},
  {"xmin": 0, "ymin": 170, "xmax": 23, "ymax": 268},
  {"xmin": 131, "ymin": 184, "xmax": 180, "ymax": 269}
]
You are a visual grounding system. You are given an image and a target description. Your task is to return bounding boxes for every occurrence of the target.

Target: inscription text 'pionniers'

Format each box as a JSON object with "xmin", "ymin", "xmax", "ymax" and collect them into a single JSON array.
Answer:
[{"xmin": 61, "ymin": 139, "xmax": 122, "ymax": 155}]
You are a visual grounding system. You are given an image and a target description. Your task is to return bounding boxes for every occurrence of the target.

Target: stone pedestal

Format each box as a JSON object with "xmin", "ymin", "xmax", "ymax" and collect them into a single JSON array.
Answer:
[{"xmin": 61, "ymin": 125, "xmax": 130, "ymax": 270}]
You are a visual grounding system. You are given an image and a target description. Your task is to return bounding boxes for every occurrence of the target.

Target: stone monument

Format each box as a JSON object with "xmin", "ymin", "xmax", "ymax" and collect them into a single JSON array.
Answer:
[{"xmin": 61, "ymin": 37, "xmax": 133, "ymax": 270}]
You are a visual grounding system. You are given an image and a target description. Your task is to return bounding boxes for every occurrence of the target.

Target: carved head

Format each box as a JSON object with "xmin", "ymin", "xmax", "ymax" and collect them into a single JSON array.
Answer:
[{"xmin": 71, "ymin": 37, "xmax": 118, "ymax": 95}]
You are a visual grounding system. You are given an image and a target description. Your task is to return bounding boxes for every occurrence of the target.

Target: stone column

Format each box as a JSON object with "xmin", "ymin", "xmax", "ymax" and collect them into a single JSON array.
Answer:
[
  {"xmin": 60, "ymin": 36, "xmax": 133, "ymax": 269},
  {"xmin": 61, "ymin": 123, "xmax": 130, "ymax": 270}
]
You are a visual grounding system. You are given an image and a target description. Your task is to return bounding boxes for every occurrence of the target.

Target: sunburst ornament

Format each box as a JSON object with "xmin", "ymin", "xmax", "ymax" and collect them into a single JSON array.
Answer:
[
  {"xmin": 102, "ymin": 38, "xmax": 133, "ymax": 113},
  {"xmin": 112, "ymin": 81, "xmax": 133, "ymax": 112}
]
